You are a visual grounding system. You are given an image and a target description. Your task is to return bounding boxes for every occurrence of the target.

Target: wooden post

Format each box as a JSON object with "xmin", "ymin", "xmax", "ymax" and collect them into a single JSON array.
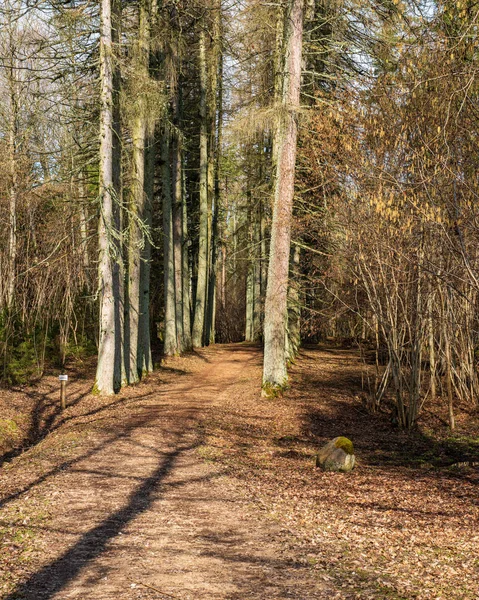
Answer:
[{"xmin": 59, "ymin": 374, "xmax": 68, "ymax": 410}]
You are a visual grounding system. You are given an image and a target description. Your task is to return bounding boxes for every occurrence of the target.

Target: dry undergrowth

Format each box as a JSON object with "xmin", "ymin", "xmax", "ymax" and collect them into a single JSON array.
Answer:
[{"xmin": 200, "ymin": 345, "xmax": 479, "ymax": 600}]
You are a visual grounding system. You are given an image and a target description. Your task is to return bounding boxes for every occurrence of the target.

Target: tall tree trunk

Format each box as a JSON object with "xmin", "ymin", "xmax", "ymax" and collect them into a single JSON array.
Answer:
[
  {"xmin": 78, "ymin": 173, "xmax": 91, "ymax": 270},
  {"xmin": 427, "ymin": 289, "xmax": 437, "ymax": 402},
  {"xmin": 207, "ymin": 14, "xmax": 223, "ymax": 345},
  {"xmin": 262, "ymin": 0, "xmax": 304, "ymax": 394},
  {"xmin": 444, "ymin": 327, "xmax": 456, "ymax": 431},
  {"xmin": 204, "ymin": 1, "xmax": 221, "ymax": 345},
  {"xmin": 172, "ymin": 69, "xmax": 184, "ymax": 353},
  {"xmin": 172, "ymin": 136, "xmax": 184, "ymax": 352},
  {"xmin": 182, "ymin": 160, "xmax": 192, "ymax": 350},
  {"xmin": 95, "ymin": 0, "xmax": 123, "ymax": 395},
  {"xmin": 260, "ymin": 193, "xmax": 267, "ymax": 336},
  {"xmin": 162, "ymin": 131, "xmax": 178, "ymax": 356},
  {"xmin": 192, "ymin": 27, "xmax": 209, "ymax": 348},
  {"xmin": 7, "ymin": 105, "xmax": 17, "ymax": 310},
  {"xmin": 141, "ymin": 131, "xmax": 154, "ymax": 374},
  {"xmin": 112, "ymin": 0, "xmax": 125, "ymax": 386},
  {"xmin": 252, "ymin": 201, "xmax": 262, "ymax": 341},
  {"xmin": 271, "ymin": 2, "xmax": 285, "ymax": 174},
  {"xmin": 127, "ymin": 0, "xmax": 151, "ymax": 379},
  {"xmin": 245, "ymin": 200, "xmax": 254, "ymax": 342},
  {"xmin": 5, "ymin": 5, "xmax": 19, "ymax": 311},
  {"xmin": 287, "ymin": 244, "xmax": 301, "ymax": 360}
]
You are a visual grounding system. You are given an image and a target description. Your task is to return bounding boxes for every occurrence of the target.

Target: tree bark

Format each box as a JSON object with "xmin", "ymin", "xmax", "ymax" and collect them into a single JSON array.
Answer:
[
  {"xmin": 252, "ymin": 201, "xmax": 263, "ymax": 341},
  {"xmin": 7, "ymin": 101, "xmax": 17, "ymax": 310},
  {"xmin": 182, "ymin": 160, "xmax": 192, "ymax": 350},
  {"xmin": 5, "ymin": 4, "xmax": 19, "ymax": 311},
  {"xmin": 162, "ymin": 131, "xmax": 178, "ymax": 356},
  {"xmin": 192, "ymin": 27, "xmax": 209, "ymax": 348},
  {"xmin": 245, "ymin": 200, "xmax": 254, "ymax": 341},
  {"xmin": 141, "ymin": 130, "xmax": 154, "ymax": 374},
  {"xmin": 287, "ymin": 244, "xmax": 301, "ymax": 360},
  {"xmin": 95, "ymin": 0, "xmax": 123, "ymax": 395},
  {"xmin": 172, "ymin": 66, "xmax": 184, "ymax": 353},
  {"xmin": 262, "ymin": 0, "xmax": 304, "ymax": 394},
  {"xmin": 127, "ymin": 0, "xmax": 151, "ymax": 379},
  {"xmin": 207, "ymin": 13, "xmax": 223, "ymax": 345}
]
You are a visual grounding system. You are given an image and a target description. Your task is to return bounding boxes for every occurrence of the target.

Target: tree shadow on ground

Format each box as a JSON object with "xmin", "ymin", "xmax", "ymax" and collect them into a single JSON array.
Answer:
[
  {"xmin": 0, "ymin": 386, "xmax": 173, "ymax": 510},
  {"xmin": 3, "ymin": 439, "xmax": 196, "ymax": 600},
  {"xmin": 0, "ymin": 383, "xmax": 162, "ymax": 469},
  {"xmin": 0, "ymin": 386, "xmax": 88, "ymax": 468},
  {"xmin": 0, "ymin": 346, "xmax": 210, "ymax": 470}
]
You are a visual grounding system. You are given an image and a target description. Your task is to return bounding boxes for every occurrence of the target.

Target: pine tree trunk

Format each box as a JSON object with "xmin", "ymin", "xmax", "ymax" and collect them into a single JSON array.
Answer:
[
  {"xmin": 192, "ymin": 28, "xmax": 209, "ymax": 348},
  {"xmin": 262, "ymin": 0, "xmax": 304, "ymax": 394}
]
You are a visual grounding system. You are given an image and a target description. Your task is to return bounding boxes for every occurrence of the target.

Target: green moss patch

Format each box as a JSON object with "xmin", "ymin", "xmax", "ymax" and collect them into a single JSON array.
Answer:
[
  {"xmin": 335, "ymin": 436, "xmax": 354, "ymax": 455},
  {"xmin": 0, "ymin": 418, "xmax": 20, "ymax": 445},
  {"xmin": 261, "ymin": 381, "xmax": 289, "ymax": 399}
]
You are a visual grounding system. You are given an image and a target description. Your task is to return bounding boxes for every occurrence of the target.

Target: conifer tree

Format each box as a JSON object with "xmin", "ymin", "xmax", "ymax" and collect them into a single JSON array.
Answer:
[{"xmin": 262, "ymin": 0, "xmax": 304, "ymax": 395}]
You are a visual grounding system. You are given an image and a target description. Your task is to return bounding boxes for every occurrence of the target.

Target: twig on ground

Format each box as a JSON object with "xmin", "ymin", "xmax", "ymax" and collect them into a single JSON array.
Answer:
[{"xmin": 127, "ymin": 576, "xmax": 177, "ymax": 598}]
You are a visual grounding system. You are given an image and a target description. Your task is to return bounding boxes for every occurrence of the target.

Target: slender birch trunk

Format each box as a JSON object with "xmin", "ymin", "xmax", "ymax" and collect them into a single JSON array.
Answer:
[
  {"xmin": 263, "ymin": 0, "xmax": 304, "ymax": 394},
  {"xmin": 192, "ymin": 28, "xmax": 209, "ymax": 348}
]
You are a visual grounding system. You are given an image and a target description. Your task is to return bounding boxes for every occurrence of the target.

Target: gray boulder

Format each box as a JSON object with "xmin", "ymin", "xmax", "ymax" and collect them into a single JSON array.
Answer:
[{"xmin": 315, "ymin": 437, "xmax": 356, "ymax": 472}]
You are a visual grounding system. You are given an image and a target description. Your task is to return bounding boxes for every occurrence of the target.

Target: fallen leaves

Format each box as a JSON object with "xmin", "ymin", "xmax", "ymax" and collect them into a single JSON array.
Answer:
[{"xmin": 203, "ymin": 346, "xmax": 479, "ymax": 599}]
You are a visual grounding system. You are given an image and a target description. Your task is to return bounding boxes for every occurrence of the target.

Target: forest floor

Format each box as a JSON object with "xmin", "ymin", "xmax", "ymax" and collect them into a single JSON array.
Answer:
[{"xmin": 0, "ymin": 343, "xmax": 478, "ymax": 600}]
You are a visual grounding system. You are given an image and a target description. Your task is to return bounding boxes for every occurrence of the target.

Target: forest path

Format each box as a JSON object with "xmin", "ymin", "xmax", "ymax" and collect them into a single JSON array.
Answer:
[{"xmin": 0, "ymin": 344, "xmax": 328, "ymax": 600}]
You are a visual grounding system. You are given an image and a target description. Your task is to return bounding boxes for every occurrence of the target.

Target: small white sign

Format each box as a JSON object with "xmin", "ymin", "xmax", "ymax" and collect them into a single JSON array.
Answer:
[{"xmin": 59, "ymin": 374, "xmax": 68, "ymax": 381}]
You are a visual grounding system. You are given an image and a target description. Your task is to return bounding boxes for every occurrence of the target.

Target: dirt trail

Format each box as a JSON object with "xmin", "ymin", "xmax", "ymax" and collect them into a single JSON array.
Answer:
[{"xmin": 1, "ymin": 345, "xmax": 327, "ymax": 600}]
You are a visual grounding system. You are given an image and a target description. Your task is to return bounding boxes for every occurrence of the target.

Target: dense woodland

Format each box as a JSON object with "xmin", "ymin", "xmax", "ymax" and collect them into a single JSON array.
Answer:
[{"xmin": 1, "ymin": 0, "xmax": 479, "ymax": 429}]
